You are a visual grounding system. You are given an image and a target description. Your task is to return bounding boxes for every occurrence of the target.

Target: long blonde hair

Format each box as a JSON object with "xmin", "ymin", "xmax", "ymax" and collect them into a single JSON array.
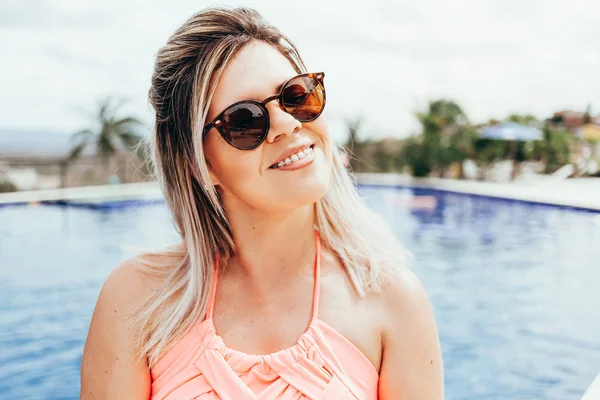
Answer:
[{"xmin": 131, "ymin": 6, "xmax": 408, "ymax": 367}]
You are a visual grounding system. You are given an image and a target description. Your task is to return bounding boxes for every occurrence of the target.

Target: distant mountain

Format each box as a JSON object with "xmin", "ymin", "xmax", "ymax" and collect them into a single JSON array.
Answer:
[{"xmin": 0, "ymin": 129, "xmax": 95, "ymax": 159}]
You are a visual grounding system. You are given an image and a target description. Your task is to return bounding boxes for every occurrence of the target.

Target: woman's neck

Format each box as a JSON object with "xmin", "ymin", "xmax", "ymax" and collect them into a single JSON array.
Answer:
[{"xmin": 223, "ymin": 202, "xmax": 317, "ymax": 286}]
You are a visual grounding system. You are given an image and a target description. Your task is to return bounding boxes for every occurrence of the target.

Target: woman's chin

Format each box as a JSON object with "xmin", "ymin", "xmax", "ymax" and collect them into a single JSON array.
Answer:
[{"xmin": 263, "ymin": 182, "xmax": 329, "ymax": 211}]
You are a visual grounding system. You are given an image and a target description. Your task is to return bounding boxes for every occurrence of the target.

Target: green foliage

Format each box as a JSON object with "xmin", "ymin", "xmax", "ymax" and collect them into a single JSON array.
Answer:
[
  {"xmin": 345, "ymin": 105, "xmax": 579, "ymax": 178},
  {"xmin": 523, "ymin": 127, "xmax": 573, "ymax": 173},
  {"xmin": 404, "ymin": 99, "xmax": 472, "ymax": 176},
  {"xmin": 473, "ymin": 139, "xmax": 509, "ymax": 166},
  {"xmin": 0, "ymin": 179, "xmax": 17, "ymax": 193},
  {"xmin": 418, "ymin": 100, "xmax": 468, "ymax": 131},
  {"xmin": 397, "ymin": 135, "xmax": 431, "ymax": 177},
  {"xmin": 506, "ymin": 113, "xmax": 540, "ymax": 127}
]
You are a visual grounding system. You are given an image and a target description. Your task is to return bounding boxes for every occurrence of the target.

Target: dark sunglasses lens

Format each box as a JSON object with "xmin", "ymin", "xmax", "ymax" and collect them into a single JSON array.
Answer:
[
  {"xmin": 221, "ymin": 102, "xmax": 268, "ymax": 149},
  {"xmin": 281, "ymin": 75, "xmax": 325, "ymax": 121}
]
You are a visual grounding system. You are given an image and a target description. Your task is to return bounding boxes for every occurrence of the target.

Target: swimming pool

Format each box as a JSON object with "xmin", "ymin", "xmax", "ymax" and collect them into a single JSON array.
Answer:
[{"xmin": 1, "ymin": 185, "xmax": 599, "ymax": 399}]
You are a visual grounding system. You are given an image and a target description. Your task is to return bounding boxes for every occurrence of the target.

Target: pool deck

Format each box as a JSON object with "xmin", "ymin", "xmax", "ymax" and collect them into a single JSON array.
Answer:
[
  {"xmin": 0, "ymin": 181, "xmax": 164, "ymax": 207},
  {"xmin": 0, "ymin": 174, "xmax": 599, "ymax": 212},
  {"xmin": 357, "ymin": 173, "xmax": 600, "ymax": 212},
  {"xmin": 582, "ymin": 373, "xmax": 600, "ymax": 399}
]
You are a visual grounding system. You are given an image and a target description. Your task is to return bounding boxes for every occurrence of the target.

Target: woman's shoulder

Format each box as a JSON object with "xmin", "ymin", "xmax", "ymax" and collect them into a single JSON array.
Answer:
[
  {"xmin": 101, "ymin": 256, "xmax": 164, "ymax": 310},
  {"xmin": 106, "ymin": 245, "xmax": 186, "ymax": 301},
  {"xmin": 81, "ymin": 253, "xmax": 180, "ymax": 398},
  {"xmin": 376, "ymin": 266, "xmax": 444, "ymax": 397},
  {"xmin": 93, "ymin": 249, "xmax": 184, "ymax": 334},
  {"xmin": 379, "ymin": 265, "xmax": 428, "ymax": 306},
  {"xmin": 374, "ymin": 264, "xmax": 438, "ymax": 332}
]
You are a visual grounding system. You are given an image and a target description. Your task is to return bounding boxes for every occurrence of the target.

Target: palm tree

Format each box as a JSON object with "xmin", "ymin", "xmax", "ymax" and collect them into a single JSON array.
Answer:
[{"xmin": 68, "ymin": 97, "xmax": 143, "ymax": 184}]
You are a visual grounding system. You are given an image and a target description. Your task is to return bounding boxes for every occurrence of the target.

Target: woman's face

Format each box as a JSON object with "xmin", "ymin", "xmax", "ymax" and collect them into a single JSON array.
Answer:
[{"xmin": 203, "ymin": 41, "xmax": 332, "ymax": 213}]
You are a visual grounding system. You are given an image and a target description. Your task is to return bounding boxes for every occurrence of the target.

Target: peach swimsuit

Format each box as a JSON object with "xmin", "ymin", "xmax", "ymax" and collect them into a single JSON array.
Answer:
[{"xmin": 150, "ymin": 230, "xmax": 379, "ymax": 399}]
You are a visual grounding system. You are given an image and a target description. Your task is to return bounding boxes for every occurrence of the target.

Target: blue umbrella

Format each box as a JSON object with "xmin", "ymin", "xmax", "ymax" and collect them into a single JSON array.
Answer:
[
  {"xmin": 480, "ymin": 122, "xmax": 543, "ymax": 141},
  {"xmin": 480, "ymin": 122, "xmax": 544, "ymax": 181}
]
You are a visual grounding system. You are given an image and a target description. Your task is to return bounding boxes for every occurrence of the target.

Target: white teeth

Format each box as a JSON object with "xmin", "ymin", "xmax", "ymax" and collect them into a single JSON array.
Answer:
[{"xmin": 273, "ymin": 146, "xmax": 313, "ymax": 169}]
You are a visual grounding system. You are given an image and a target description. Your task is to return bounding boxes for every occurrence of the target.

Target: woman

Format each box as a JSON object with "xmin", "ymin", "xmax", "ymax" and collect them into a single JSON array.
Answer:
[{"xmin": 81, "ymin": 6, "xmax": 443, "ymax": 399}]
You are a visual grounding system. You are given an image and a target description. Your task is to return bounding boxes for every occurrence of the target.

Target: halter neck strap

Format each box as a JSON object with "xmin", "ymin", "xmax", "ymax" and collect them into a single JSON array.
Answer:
[
  {"xmin": 206, "ymin": 229, "xmax": 322, "ymax": 321},
  {"xmin": 310, "ymin": 228, "xmax": 322, "ymax": 322},
  {"xmin": 206, "ymin": 254, "xmax": 219, "ymax": 319}
]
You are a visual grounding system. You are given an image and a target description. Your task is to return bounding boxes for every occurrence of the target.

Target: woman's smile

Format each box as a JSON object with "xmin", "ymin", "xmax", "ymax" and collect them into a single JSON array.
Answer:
[{"xmin": 269, "ymin": 144, "xmax": 316, "ymax": 171}]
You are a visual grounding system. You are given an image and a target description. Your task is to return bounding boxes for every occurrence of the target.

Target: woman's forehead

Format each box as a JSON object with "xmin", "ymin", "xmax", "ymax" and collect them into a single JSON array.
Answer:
[{"xmin": 209, "ymin": 42, "xmax": 298, "ymax": 111}]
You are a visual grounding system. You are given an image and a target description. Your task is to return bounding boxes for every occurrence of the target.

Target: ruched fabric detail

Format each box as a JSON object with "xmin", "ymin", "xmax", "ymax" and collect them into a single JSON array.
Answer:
[{"xmin": 151, "ymin": 230, "xmax": 379, "ymax": 399}]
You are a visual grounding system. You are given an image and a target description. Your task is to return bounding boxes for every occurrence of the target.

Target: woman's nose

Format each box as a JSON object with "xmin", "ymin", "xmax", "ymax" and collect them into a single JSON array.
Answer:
[{"xmin": 265, "ymin": 101, "xmax": 302, "ymax": 143}]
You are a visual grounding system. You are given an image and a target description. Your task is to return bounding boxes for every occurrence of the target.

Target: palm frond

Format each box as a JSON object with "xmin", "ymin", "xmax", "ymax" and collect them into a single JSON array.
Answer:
[
  {"xmin": 69, "ymin": 128, "xmax": 93, "ymax": 144},
  {"xmin": 68, "ymin": 142, "xmax": 89, "ymax": 163},
  {"xmin": 100, "ymin": 97, "xmax": 128, "ymax": 121},
  {"xmin": 98, "ymin": 99, "xmax": 111, "ymax": 122},
  {"xmin": 119, "ymin": 132, "xmax": 142, "ymax": 148},
  {"xmin": 68, "ymin": 129, "xmax": 94, "ymax": 162},
  {"xmin": 97, "ymin": 133, "xmax": 116, "ymax": 158},
  {"xmin": 114, "ymin": 116, "xmax": 143, "ymax": 128}
]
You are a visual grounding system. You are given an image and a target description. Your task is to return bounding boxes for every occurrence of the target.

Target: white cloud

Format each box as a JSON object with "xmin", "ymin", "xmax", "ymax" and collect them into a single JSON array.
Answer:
[{"xmin": 0, "ymin": 0, "xmax": 598, "ymax": 144}]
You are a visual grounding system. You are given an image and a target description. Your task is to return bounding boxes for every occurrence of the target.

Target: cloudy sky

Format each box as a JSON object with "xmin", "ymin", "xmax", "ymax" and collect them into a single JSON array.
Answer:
[{"xmin": 0, "ymin": 0, "xmax": 599, "ymax": 143}]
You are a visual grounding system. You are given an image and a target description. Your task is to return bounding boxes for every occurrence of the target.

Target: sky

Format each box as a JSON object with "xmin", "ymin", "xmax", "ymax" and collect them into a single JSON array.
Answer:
[{"xmin": 0, "ymin": 0, "xmax": 599, "ymax": 144}]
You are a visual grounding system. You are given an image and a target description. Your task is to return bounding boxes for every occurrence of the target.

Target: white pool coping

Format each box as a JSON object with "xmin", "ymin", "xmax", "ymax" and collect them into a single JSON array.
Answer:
[
  {"xmin": 357, "ymin": 173, "xmax": 600, "ymax": 212},
  {"xmin": 582, "ymin": 373, "xmax": 600, "ymax": 400},
  {"xmin": 0, "ymin": 174, "xmax": 599, "ymax": 211},
  {"xmin": 0, "ymin": 181, "xmax": 163, "ymax": 205}
]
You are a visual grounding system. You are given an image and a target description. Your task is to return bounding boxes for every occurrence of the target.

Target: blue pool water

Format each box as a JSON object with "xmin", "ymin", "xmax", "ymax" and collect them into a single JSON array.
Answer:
[{"xmin": 1, "ymin": 186, "xmax": 599, "ymax": 399}]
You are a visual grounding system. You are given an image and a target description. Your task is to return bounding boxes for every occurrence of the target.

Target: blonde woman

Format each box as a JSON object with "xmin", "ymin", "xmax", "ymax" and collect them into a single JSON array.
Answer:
[{"xmin": 81, "ymin": 6, "xmax": 443, "ymax": 400}]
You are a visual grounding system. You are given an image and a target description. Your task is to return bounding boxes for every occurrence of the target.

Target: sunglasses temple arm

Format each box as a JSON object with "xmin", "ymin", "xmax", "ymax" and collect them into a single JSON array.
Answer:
[{"xmin": 202, "ymin": 123, "xmax": 212, "ymax": 137}]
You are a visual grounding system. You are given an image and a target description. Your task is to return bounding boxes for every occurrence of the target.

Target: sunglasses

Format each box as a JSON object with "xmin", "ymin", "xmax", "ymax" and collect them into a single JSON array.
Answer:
[{"xmin": 202, "ymin": 72, "xmax": 326, "ymax": 150}]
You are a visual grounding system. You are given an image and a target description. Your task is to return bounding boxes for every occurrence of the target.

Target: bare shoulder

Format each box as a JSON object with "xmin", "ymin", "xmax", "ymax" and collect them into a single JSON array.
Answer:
[
  {"xmin": 105, "ymin": 252, "xmax": 174, "ymax": 301},
  {"xmin": 80, "ymin": 255, "xmax": 169, "ymax": 400},
  {"xmin": 91, "ymin": 253, "xmax": 170, "ymax": 329},
  {"xmin": 377, "ymin": 266, "xmax": 444, "ymax": 400},
  {"xmin": 100, "ymin": 255, "xmax": 162, "ymax": 309},
  {"xmin": 379, "ymin": 265, "xmax": 432, "ymax": 315}
]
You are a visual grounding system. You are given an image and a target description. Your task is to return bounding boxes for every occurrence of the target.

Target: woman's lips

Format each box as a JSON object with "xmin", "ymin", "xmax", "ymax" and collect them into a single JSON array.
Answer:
[{"xmin": 269, "ymin": 145, "xmax": 315, "ymax": 171}]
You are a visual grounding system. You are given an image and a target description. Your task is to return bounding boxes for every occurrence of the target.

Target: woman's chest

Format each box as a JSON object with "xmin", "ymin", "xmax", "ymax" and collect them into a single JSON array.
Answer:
[{"xmin": 213, "ymin": 268, "xmax": 383, "ymax": 372}]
